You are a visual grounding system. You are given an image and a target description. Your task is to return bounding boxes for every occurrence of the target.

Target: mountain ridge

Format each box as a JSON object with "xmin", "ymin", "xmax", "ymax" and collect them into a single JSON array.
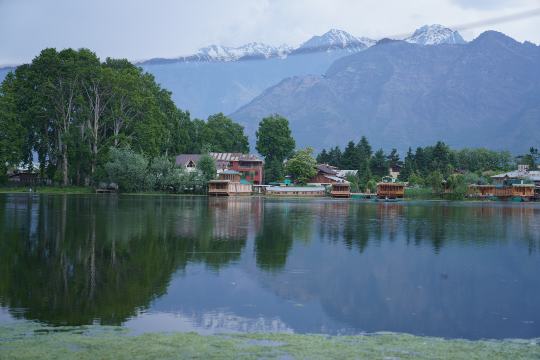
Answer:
[{"xmin": 230, "ymin": 31, "xmax": 540, "ymax": 153}]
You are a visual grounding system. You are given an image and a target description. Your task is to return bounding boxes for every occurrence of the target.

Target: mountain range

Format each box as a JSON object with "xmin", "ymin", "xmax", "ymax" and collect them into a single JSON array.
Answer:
[
  {"xmin": 231, "ymin": 31, "xmax": 540, "ymax": 153},
  {"xmin": 2, "ymin": 25, "xmax": 537, "ymax": 153},
  {"xmin": 137, "ymin": 25, "xmax": 465, "ymax": 119}
]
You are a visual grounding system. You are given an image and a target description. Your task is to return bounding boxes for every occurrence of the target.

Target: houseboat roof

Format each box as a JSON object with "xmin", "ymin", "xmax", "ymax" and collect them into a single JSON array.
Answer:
[
  {"xmin": 491, "ymin": 170, "xmax": 529, "ymax": 179},
  {"xmin": 267, "ymin": 186, "xmax": 325, "ymax": 192}
]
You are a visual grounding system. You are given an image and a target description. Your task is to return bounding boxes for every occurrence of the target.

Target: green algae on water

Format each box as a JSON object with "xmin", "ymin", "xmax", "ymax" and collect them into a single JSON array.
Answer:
[{"xmin": 1, "ymin": 323, "xmax": 539, "ymax": 360}]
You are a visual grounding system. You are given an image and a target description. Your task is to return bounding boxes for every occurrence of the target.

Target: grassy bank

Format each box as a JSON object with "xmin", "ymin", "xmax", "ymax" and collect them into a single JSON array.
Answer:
[
  {"xmin": 1, "ymin": 324, "xmax": 538, "ymax": 360},
  {"xmin": 0, "ymin": 186, "xmax": 94, "ymax": 194}
]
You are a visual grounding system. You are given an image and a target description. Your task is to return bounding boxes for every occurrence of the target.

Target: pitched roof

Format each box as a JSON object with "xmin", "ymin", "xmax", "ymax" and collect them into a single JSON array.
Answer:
[
  {"xmin": 317, "ymin": 164, "xmax": 338, "ymax": 175},
  {"xmin": 210, "ymin": 152, "xmax": 263, "ymax": 162},
  {"xmin": 175, "ymin": 154, "xmax": 202, "ymax": 166}
]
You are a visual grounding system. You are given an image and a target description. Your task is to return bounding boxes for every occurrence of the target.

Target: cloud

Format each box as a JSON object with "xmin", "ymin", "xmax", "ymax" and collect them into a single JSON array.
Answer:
[
  {"xmin": 451, "ymin": 0, "xmax": 530, "ymax": 10},
  {"xmin": 1, "ymin": 0, "xmax": 539, "ymax": 65}
]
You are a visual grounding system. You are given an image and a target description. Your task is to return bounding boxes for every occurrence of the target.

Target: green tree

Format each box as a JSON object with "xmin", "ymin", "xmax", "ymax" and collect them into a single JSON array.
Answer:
[
  {"xmin": 256, "ymin": 115, "xmax": 295, "ymax": 184},
  {"xmin": 446, "ymin": 173, "xmax": 468, "ymax": 200},
  {"xmin": 285, "ymin": 147, "xmax": 317, "ymax": 184},
  {"xmin": 203, "ymin": 113, "xmax": 249, "ymax": 153},
  {"xmin": 316, "ymin": 149, "xmax": 329, "ymax": 164},
  {"xmin": 399, "ymin": 147, "xmax": 416, "ymax": 181},
  {"xmin": 104, "ymin": 148, "xmax": 149, "ymax": 192},
  {"xmin": 370, "ymin": 149, "xmax": 388, "ymax": 178},
  {"xmin": 0, "ymin": 73, "xmax": 26, "ymax": 182},
  {"xmin": 196, "ymin": 153, "xmax": 216, "ymax": 183},
  {"xmin": 427, "ymin": 170, "xmax": 444, "ymax": 194},
  {"xmin": 341, "ymin": 141, "xmax": 359, "ymax": 169},
  {"xmin": 256, "ymin": 115, "xmax": 295, "ymax": 162},
  {"xmin": 327, "ymin": 146, "xmax": 342, "ymax": 168}
]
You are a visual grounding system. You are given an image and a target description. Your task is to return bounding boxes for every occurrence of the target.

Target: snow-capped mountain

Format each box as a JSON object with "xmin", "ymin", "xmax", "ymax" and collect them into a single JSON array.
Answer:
[
  {"xmin": 139, "ymin": 26, "xmax": 466, "ymax": 65},
  {"xmin": 405, "ymin": 24, "xmax": 466, "ymax": 45},
  {"xmin": 140, "ymin": 29, "xmax": 375, "ymax": 65},
  {"xmin": 294, "ymin": 29, "xmax": 375, "ymax": 54},
  {"xmin": 184, "ymin": 42, "xmax": 293, "ymax": 62}
]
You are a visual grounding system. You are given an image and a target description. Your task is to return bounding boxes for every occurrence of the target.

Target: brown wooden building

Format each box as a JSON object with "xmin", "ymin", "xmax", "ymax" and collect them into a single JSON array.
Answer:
[
  {"xmin": 376, "ymin": 182, "xmax": 405, "ymax": 199},
  {"xmin": 331, "ymin": 183, "xmax": 351, "ymax": 198},
  {"xmin": 208, "ymin": 171, "xmax": 252, "ymax": 196}
]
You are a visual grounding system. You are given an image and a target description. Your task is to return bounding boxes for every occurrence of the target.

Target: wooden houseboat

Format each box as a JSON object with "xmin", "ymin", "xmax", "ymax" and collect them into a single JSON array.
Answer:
[
  {"xmin": 376, "ymin": 182, "xmax": 405, "ymax": 199},
  {"xmin": 208, "ymin": 170, "xmax": 252, "ymax": 196},
  {"xmin": 331, "ymin": 183, "xmax": 351, "ymax": 198},
  {"xmin": 266, "ymin": 186, "xmax": 326, "ymax": 197},
  {"xmin": 468, "ymin": 184, "xmax": 535, "ymax": 200}
]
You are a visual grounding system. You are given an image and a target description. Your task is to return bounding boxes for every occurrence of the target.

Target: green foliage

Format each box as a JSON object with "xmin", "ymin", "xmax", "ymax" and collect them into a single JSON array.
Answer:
[
  {"xmin": 0, "ymin": 48, "xmax": 249, "ymax": 187},
  {"xmin": 453, "ymin": 148, "xmax": 513, "ymax": 172},
  {"xmin": 285, "ymin": 147, "xmax": 317, "ymax": 184},
  {"xmin": 366, "ymin": 179, "xmax": 377, "ymax": 194},
  {"xmin": 346, "ymin": 174, "xmax": 360, "ymax": 192},
  {"xmin": 427, "ymin": 170, "xmax": 444, "ymax": 193},
  {"xmin": 196, "ymin": 153, "xmax": 217, "ymax": 182},
  {"xmin": 256, "ymin": 115, "xmax": 295, "ymax": 163},
  {"xmin": 264, "ymin": 159, "xmax": 285, "ymax": 183},
  {"xmin": 105, "ymin": 148, "xmax": 149, "ymax": 192},
  {"xmin": 202, "ymin": 113, "xmax": 249, "ymax": 153},
  {"xmin": 341, "ymin": 141, "xmax": 359, "ymax": 169},
  {"xmin": 370, "ymin": 149, "xmax": 388, "ymax": 177},
  {"xmin": 407, "ymin": 172, "xmax": 425, "ymax": 187},
  {"xmin": 0, "ymin": 73, "xmax": 25, "ymax": 182},
  {"xmin": 446, "ymin": 174, "xmax": 467, "ymax": 200}
]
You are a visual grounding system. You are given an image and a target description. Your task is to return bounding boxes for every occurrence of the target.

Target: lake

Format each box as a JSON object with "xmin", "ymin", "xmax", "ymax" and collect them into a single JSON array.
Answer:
[{"xmin": 0, "ymin": 194, "xmax": 539, "ymax": 340}]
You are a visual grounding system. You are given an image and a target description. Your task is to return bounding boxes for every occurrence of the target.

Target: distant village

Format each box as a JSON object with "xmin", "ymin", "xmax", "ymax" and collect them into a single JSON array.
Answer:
[{"xmin": 172, "ymin": 152, "xmax": 540, "ymax": 201}]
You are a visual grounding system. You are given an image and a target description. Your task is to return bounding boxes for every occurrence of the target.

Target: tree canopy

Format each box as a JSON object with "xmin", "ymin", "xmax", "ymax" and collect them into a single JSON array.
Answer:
[{"xmin": 0, "ymin": 48, "xmax": 249, "ymax": 185}]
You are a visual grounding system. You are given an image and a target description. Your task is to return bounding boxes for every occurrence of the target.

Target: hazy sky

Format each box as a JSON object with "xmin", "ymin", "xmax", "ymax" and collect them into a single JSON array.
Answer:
[{"xmin": 1, "ymin": 0, "xmax": 539, "ymax": 65}]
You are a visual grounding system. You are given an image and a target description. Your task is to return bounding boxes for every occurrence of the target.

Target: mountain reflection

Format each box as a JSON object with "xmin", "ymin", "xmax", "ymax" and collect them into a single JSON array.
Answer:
[{"xmin": 0, "ymin": 194, "xmax": 539, "ymax": 334}]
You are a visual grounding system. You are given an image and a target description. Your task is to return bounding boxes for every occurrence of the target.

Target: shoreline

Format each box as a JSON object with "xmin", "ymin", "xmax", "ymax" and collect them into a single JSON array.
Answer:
[{"xmin": 1, "ymin": 323, "xmax": 539, "ymax": 359}]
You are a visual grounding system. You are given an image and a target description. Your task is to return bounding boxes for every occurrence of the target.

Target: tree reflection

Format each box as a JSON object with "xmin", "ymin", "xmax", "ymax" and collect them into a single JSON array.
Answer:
[{"xmin": 0, "ymin": 195, "xmax": 254, "ymax": 325}]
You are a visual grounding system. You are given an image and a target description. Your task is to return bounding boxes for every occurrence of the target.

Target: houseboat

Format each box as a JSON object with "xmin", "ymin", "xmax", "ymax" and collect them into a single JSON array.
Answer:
[
  {"xmin": 331, "ymin": 183, "xmax": 351, "ymax": 198},
  {"xmin": 265, "ymin": 186, "xmax": 326, "ymax": 197},
  {"xmin": 208, "ymin": 170, "xmax": 252, "ymax": 196},
  {"xmin": 468, "ymin": 184, "xmax": 535, "ymax": 201},
  {"xmin": 376, "ymin": 182, "xmax": 405, "ymax": 199}
]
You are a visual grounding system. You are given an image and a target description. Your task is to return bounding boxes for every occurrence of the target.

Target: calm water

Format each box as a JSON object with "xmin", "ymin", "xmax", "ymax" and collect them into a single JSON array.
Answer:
[{"xmin": 1, "ymin": 194, "xmax": 539, "ymax": 340}]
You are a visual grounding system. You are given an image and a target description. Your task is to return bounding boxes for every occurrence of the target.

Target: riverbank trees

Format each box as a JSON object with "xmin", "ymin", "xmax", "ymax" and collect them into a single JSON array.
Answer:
[{"xmin": 0, "ymin": 48, "xmax": 250, "ymax": 186}]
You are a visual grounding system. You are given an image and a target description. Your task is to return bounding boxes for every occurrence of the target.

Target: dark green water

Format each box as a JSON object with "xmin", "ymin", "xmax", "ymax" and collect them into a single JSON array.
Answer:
[{"xmin": 0, "ymin": 194, "xmax": 539, "ymax": 339}]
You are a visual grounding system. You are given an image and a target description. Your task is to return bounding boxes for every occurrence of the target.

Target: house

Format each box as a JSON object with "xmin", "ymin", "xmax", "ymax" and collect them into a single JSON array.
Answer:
[
  {"xmin": 208, "ymin": 170, "xmax": 252, "ymax": 196},
  {"xmin": 176, "ymin": 152, "xmax": 264, "ymax": 184},
  {"xmin": 7, "ymin": 171, "xmax": 41, "ymax": 185},
  {"xmin": 491, "ymin": 166, "xmax": 540, "ymax": 197},
  {"xmin": 389, "ymin": 164, "xmax": 402, "ymax": 179},
  {"xmin": 175, "ymin": 154, "xmax": 201, "ymax": 172},
  {"xmin": 308, "ymin": 164, "xmax": 349, "ymax": 185}
]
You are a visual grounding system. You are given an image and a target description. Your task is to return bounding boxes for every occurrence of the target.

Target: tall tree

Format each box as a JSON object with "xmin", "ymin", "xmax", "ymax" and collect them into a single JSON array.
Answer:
[
  {"xmin": 256, "ymin": 115, "xmax": 295, "ymax": 183},
  {"xmin": 204, "ymin": 113, "xmax": 249, "ymax": 153},
  {"xmin": 370, "ymin": 149, "xmax": 388, "ymax": 177},
  {"xmin": 0, "ymin": 73, "xmax": 26, "ymax": 181},
  {"xmin": 341, "ymin": 141, "xmax": 359, "ymax": 169}
]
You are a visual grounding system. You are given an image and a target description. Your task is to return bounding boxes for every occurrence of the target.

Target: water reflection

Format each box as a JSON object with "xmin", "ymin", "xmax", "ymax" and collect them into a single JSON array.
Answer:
[{"xmin": 0, "ymin": 194, "xmax": 539, "ymax": 339}]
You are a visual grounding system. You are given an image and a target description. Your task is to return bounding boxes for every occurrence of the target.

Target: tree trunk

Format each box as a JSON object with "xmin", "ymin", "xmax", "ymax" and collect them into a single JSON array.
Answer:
[{"xmin": 62, "ymin": 144, "xmax": 69, "ymax": 186}]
